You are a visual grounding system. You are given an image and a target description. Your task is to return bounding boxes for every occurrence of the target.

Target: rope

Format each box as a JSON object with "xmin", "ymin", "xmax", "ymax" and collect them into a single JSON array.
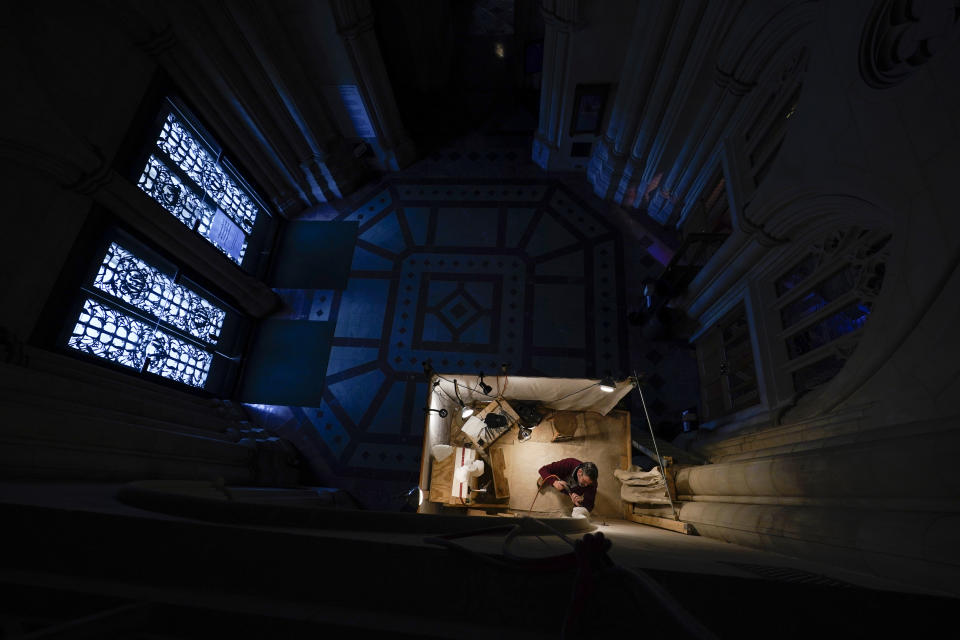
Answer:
[{"xmin": 632, "ymin": 370, "xmax": 679, "ymax": 521}]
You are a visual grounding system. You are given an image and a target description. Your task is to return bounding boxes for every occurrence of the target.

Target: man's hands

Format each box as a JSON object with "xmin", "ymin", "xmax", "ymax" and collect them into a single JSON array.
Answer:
[{"xmin": 550, "ymin": 479, "xmax": 585, "ymax": 508}]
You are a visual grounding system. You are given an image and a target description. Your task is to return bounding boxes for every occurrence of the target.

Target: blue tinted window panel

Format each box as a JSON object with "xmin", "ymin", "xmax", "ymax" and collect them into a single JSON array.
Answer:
[
  {"xmin": 775, "ymin": 252, "xmax": 818, "ymax": 297},
  {"xmin": 157, "ymin": 113, "xmax": 258, "ymax": 234},
  {"xmin": 785, "ymin": 302, "xmax": 872, "ymax": 359},
  {"xmin": 94, "ymin": 243, "xmax": 226, "ymax": 345},
  {"xmin": 780, "ymin": 265, "xmax": 861, "ymax": 329},
  {"xmin": 68, "ymin": 298, "xmax": 150, "ymax": 370},
  {"xmin": 145, "ymin": 330, "xmax": 212, "ymax": 388}
]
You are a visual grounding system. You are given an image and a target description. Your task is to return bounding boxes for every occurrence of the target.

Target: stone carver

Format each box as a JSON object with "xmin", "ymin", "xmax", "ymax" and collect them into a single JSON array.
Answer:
[{"xmin": 538, "ymin": 458, "xmax": 598, "ymax": 514}]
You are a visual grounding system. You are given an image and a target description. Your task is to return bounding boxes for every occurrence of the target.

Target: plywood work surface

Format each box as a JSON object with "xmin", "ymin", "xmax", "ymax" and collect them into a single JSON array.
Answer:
[
  {"xmin": 428, "ymin": 454, "xmax": 454, "ymax": 503},
  {"xmin": 489, "ymin": 410, "xmax": 630, "ymax": 517}
]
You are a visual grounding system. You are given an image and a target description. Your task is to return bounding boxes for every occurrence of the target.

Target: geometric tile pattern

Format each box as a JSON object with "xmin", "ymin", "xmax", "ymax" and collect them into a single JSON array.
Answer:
[{"xmin": 247, "ymin": 178, "xmax": 628, "ymax": 496}]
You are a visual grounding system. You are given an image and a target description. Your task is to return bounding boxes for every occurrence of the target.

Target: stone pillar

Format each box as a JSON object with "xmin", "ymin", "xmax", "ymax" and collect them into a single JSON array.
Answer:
[
  {"xmin": 667, "ymin": 69, "xmax": 751, "ymax": 228},
  {"xmin": 224, "ymin": 1, "xmax": 369, "ymax": 201},
  {"xmin": 331, "ymin": 0, "xmax": 416, "ymax": 171},
  {"xmin": 587, "ymin": 0, "xmax": 678, "ymax": 198},
  {"xmin": 674, "ymin": 412, "xmax": 960, "ymax": 595},
  {"xmin": 531, "ymin": 0, "xmax": 580, "ymax": 170}
]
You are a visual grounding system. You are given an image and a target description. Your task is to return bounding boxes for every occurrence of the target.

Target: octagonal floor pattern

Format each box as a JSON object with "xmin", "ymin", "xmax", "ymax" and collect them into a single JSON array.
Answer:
[{"xmin": 248, "ymin": 178, "xmax": 628, "ymax": 497}]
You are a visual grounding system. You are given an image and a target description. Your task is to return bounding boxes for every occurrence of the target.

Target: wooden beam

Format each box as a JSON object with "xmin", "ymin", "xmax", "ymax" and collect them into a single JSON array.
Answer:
[{"xmin": 628, "ymin": 513, "xmax": 697, "ymax": 535}]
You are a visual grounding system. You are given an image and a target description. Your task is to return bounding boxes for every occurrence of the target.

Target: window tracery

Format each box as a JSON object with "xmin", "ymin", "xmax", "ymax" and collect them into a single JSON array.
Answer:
[{"xmin": 773, "ymin": 227, "xmax": 891, "ymax": 393}]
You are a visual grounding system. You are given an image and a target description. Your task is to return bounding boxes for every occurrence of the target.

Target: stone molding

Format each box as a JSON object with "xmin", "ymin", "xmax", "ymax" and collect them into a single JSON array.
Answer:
[{"xmin": 859, "ymin": 0, "xmax": 960, "ymax": 90}]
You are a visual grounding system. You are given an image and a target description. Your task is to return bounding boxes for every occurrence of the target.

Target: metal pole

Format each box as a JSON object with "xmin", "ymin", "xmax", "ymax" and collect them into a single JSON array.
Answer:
[{"xmin": 632, "ymin": 370, "xmax": 679, "ymax": 521}]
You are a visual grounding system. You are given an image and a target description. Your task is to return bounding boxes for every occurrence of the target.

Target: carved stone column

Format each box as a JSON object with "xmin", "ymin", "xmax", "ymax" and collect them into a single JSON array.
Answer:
[
  {"xmin": 587, "ymin": 1, "xmax": 679, "ymax": 198},
  {"xmin": 532, "ymin": 0, "xmax": 580, "ymax": 170},
  {"xmin": 675, "ymin": 412, "xmax": 960, "ymax": 595},
  {"xmin": 331, "ymin": 0, "xmax": 416, "ymax": 171}
]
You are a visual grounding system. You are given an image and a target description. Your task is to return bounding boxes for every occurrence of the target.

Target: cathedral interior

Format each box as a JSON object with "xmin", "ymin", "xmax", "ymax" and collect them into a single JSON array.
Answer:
[{"xmin": 1, "ymin": 0, "xmax": 959, "ymax": 637}]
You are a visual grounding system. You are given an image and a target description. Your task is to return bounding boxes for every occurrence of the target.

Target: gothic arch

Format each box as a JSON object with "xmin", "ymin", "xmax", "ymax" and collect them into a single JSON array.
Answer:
[
  {"xmin": 717, "ymin": 1, "xmax": 818, "ymax": 88},
  {"xmin": 749, "ymin": 193, "xmax": 899, "ymax": 421}
]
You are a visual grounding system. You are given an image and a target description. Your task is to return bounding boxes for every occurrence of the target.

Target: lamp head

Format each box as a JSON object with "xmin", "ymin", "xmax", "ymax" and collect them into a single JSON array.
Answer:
[
  {"xmin": 478, "ymin": 372, "xmax": 493, "ymax": 395},
  {"xmin": 599, "ymin": 376, "xmax": 616, "ymax": 393}
]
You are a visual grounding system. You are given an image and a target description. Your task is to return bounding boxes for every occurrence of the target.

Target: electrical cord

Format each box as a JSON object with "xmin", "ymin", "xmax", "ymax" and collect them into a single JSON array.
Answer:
[
  {"xmin": 432, "ymin": 380, "xmax": 461, "ymax": 407},
  {"xmin": 434, "ymin": 372, "xmax": 498, "ymax": 398},
  {"xmin": 548, "ymin": 381, "xmax": 602, "ymax": 404}
]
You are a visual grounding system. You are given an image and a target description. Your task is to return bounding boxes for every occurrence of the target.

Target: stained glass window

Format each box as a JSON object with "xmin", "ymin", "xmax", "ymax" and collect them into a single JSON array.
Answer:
[
  {"xmin": 779, "ymin": 264, "xmax": 861, "ymax": 329},
  {"xmin": 136, "ymin": 107, "xmax": 261, "ymax": 265},
  {"xmin": 66, "ymin": 241, "xmax": 229, "ymax": 389},
  {"xmin": 68, "ymin": 299, "xmax": 213, "ymax": 388},
  {"xmin": 69, "ymin": 298, "xmax": 152, "ymax": 371},
  {"xmin": 94, "ymin": 242, "xmax": 225, "ymax": 344},
  {"xmin": 785, "ymin": 302, "xmax": 872, "ymax": 359},
  {"xmin": 774, "ymin": 227, "xmax": 891, "ymax": 393},
  {"xmin": 144, "ymin": 330, "xmax": 213, "ymax": 388}
]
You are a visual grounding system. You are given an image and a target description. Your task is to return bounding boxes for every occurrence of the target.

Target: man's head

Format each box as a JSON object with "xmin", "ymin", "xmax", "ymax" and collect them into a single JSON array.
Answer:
[{"xmin": 576, "ymin": 461, "xmax": 598, "ymax": 486}]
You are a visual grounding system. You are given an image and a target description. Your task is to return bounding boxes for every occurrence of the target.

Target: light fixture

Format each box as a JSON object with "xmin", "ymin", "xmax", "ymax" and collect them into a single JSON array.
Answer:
[
  {"xmin": 423, "ymin": 407, "xmax": 448, "ymax": 418},
  {"xmin": 478, "ymin": 372, "xmax": 493, "ymax": 395},
  {"xmin": 599, "ymin": 376, "xmax": 616, "ymax": 393},
  {"xmin": 454, "ymin": 379, "xmax": 473, "ymax": 418},
  {"xmin": 404, "ymin": 486, "xmax": 423, "ymax": 509}
]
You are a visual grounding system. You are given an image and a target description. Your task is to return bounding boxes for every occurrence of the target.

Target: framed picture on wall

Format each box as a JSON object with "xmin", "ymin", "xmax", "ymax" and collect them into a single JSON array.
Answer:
[{"xmin": 570, "ymin": 84, "xmax": 610, "ymax": 136}]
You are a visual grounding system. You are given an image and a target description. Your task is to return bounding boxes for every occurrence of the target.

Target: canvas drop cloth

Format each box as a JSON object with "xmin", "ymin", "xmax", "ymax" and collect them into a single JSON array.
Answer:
[
  {"xmin": 429, "ymin": 375, "xmax": 633, "ymax": 416},
  {"xmin": 614, "ymin": 466, "xmax": 670, "ymax": 504}
]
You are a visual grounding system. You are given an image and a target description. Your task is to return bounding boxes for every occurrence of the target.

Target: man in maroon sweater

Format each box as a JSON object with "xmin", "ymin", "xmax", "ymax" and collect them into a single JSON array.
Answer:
[{"xmin": 538, "ymin": 458, "xmax": 598, "ymax": 512}]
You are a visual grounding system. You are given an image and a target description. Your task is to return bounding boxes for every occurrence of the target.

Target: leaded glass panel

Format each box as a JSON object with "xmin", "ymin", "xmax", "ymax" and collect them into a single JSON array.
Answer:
[
  {"xmin": 156, "ymin": 113, "xmax": 258, "ymax": 233},
  {"xmin": 136, "ymin": 155, "xmax": 244, "ymax": 265},
  {"xmin": 785, "ymin": 302, "xmax": 872, "ymax": 359},
  {"xmin": 137, "ymin": 155, "xmax": 210, "ymax": 229},
  {"xmin": 145, "ymin": 330, "xmax": 212, "ymax": 388},
  {"xmin": 68, "ymin": 298, "xmax": 150, "ymax": 370},
  {"xmin": 93, "ymin": 243, "xmax": 225, "ymax": 345},
  {"xmin": 68, "ymin": 298, "xmax": 213, "ymax": 389}
]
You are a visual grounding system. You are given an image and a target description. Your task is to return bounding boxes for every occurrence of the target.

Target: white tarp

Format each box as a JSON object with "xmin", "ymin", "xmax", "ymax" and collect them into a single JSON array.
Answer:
[
  {"xmin": 418, "ymin": 374, "xmax": 636, "ymax": 506},
  {"xmin": 429, "ymin": 374, "xmax": 633, "ymax": 416}
]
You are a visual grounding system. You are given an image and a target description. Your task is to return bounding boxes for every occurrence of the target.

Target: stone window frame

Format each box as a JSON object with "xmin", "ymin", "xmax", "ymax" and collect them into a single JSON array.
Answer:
[
  {"xmin": 723, "ymin": 46, "xmax": 808, "ymax": 230},
  {"xmin": 60, "ymin": 226, "xmax": 248, "ymax": 395},
  {"xmin": 747, "ymin": 222, "xmax": 893, "ymax": 417},
  {"xmin": 130, "ymin": 96, "xmax": 275, "ymax": 276},
  {"xmin": 690, "ymin": 281, "xmax": 772, "ymax": 432}
]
